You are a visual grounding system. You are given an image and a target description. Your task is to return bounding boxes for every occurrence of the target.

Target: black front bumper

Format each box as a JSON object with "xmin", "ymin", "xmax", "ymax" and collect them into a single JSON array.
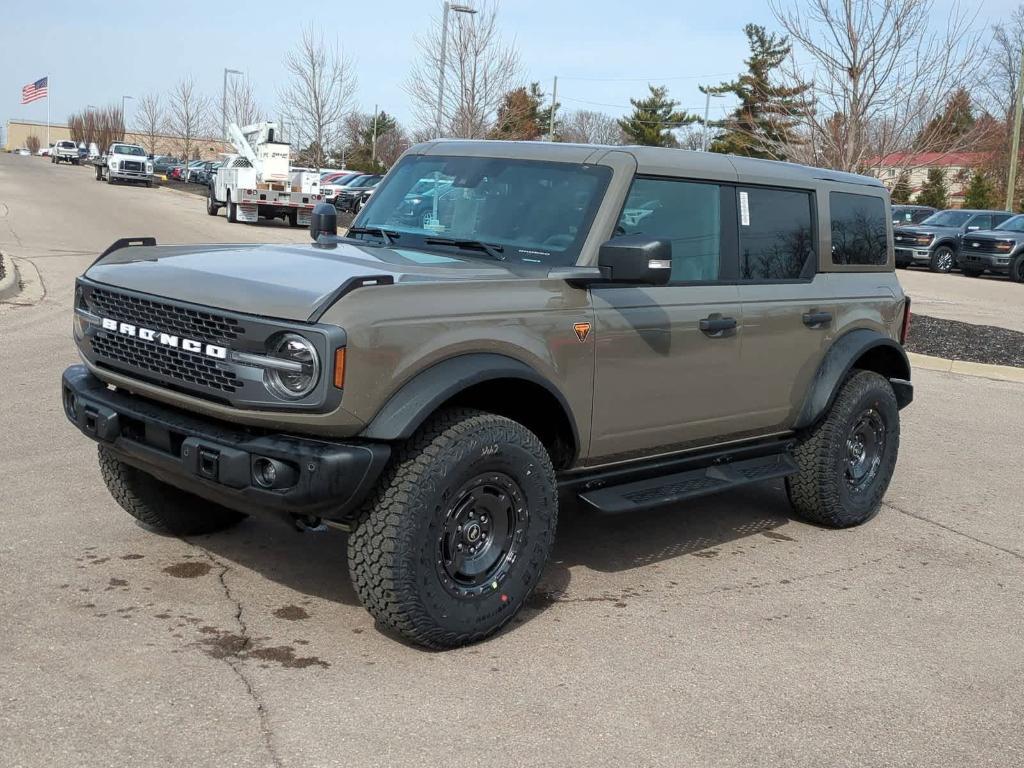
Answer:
[
  {"xmin": 960, "ymin": 253, "xmax": 1011, "ymax": 273},
  {"xmin": 62, "ymin": 365, "xmax": 390, "ymax": 523}
]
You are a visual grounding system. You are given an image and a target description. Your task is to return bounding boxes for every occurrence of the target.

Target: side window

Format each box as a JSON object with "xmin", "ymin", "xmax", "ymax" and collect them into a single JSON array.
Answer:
[
  {"xmin": 738, "ymin": 187, "xmax": 814, "ymax": 280},
  {"xmin": 830, "ymin": 192, "xmax": 887, "ymax": 265},
  {"xmin": 968, "ymin": 214, "xmax": 991, "ymax": 231},
  {"xmin": 617, "ymin": 177, "xmax": 721, "ymax": 282},
  {"xmin": 992, "ymin": 213, "xmax": 1011, "ymax": 227}
]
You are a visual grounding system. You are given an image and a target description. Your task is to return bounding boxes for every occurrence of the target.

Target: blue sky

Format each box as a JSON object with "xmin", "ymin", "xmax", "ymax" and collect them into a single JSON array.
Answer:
[{"xmin": 1, "ymin": 0, "xmax": 1020, "ymax": 139}]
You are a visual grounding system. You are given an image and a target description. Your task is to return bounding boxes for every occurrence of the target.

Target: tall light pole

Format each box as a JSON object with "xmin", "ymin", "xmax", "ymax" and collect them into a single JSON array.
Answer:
[
  {"xmin": 1006, "ymin": 50, "xmax": 1024, "ymax": 211},
  {"xmin": 702, "ymin": 91, "xmax": 724, "ymax": 152},
  {"xmin": 222, "ymin": 68, "xmax": 243, "ymax": 140},
  {"xmin": 121, "ymin": 95, "xmax": 133, "ymax": 136},
  {"xmin": 435, "ymin": 2, "xmax": 477, "ymax": 139}
]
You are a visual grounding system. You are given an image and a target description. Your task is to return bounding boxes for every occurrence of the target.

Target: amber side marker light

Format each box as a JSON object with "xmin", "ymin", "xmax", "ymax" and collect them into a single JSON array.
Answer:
[{"xmin": 333, "ymin": 348, "xmax": 346, "ymax": 388}]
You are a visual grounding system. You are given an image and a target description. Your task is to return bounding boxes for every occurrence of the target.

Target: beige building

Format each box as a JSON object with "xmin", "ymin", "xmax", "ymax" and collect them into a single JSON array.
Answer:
[
  {"xmin": 870, "ymin": 151, "xmax": 987, "ymax": 208},
  {"xmin": 4, "ymin": 119, "xmax": 230, "ymax": 159}
]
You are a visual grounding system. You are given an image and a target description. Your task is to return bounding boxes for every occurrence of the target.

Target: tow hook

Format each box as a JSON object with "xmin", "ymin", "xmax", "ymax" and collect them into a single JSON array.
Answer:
[{"xmin": 291, "ymin": 514, "xmax": 327, "ymax": 533}]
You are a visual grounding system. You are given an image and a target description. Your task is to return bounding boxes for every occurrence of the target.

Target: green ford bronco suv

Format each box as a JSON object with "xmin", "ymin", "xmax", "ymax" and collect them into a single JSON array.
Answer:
[{"xmin": 63, "ymin": 140, "xmax": 913, "ymax": 648}]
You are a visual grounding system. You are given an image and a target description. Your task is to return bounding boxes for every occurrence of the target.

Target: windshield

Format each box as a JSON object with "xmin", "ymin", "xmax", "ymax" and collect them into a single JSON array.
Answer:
[
  {"xmin": 920, "ymin": 210, "xmax": 970, "ymax": 227},
  {"xmin": 112, "ymin": 144, "xmax": 145, "ymax": 156},
  {"xmin": 356, "ymin": 155, "xmax": 612, "ymax": 266},
  {"xmin": 996, "ymin": 214, "xmax": 1024, "ymax": 232}
]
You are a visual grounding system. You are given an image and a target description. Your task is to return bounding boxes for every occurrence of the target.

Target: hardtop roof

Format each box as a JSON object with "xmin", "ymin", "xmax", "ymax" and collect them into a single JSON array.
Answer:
[{"xmin": 411, "ymin": 139, "xmax": 883, "ymax": 189}]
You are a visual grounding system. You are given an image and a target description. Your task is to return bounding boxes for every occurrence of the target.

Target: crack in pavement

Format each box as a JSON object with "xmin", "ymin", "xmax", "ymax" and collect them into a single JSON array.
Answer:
[
  {"xmin": 188, "ymin": 544, "xmax": 284, "ymax": 768},
  {"xmin": 884, "ymin": 502, "xmax": 1024, "ymax": 563}
]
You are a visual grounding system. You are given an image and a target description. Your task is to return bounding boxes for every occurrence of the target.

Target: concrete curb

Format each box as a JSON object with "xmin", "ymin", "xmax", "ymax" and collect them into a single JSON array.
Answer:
[
  {"xmin": 909, "ymin": 352, "xmax": 1024, "ymax": 384},
  {"xmin": 0, "ymin": 252, "xmax": 20, "ymax": 301}
]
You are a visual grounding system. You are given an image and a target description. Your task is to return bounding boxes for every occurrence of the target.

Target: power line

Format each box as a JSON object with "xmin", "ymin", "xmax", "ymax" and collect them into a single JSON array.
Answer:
[
  {"xmin": 560, "ymin": 94, "xmax": 734, "ymax": 114},
  {"xmin": 556, "ymin": 71, "xmax": 739, "ymax": 83}
]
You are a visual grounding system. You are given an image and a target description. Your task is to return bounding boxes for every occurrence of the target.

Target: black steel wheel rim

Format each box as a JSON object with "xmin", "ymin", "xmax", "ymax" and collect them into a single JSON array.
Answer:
[
  {"xmin": 436, "ymin": 472, "xmax": 528, "ymax": 598},
  {"xmin": 845, "ymin": 408, "xmax": 886, "ymax": 493}
]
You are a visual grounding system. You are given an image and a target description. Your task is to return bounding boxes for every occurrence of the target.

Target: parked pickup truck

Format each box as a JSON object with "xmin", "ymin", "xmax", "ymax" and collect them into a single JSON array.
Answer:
[
  {"xmin": 51, "ymin": 140, "xmax": 80, "ymax": 165},
  {"xmin": 94, "ymin": 143, "xmax": 153, "ymax": 186},
  {"xmin": 62, "ymin": 141, "xmax": 913, "ymax": 648},
  {"xmin": 959, "ymin": 213, "xmax": 1024, "ymax": 281}
]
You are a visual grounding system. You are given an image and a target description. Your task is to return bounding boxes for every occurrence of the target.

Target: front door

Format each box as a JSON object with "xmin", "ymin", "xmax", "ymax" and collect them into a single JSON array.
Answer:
[{"xmin": 589, "ymin": 176, "xmax": 746, "ymax": 462}]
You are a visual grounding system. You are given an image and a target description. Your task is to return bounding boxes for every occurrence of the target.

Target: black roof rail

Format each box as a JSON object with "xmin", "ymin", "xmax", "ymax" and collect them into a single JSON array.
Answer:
[{"xmin": 92, "ymin": 237, "xmax": 157, "ymax": 266}]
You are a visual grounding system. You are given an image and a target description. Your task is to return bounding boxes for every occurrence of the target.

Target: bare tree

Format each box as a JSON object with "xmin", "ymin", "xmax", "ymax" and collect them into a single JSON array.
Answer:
[
  {"xmin": 405, "ymin": 0, "xmax": 522, "ymax": 138},
  {"xmin": 166, "ymin": 76, "xmax": 213, "ymax": 161},
  {"xmin": 986, "ymin": 5, "xmax": 1024, "ymax": 121},
  {"xmin": 558, "ymin": 110, "xmax": 624, "ymax": 145},
  {"xmin": 135, "ymin": 92, "xmax": 164, "ymax": 156},
  {"xmin": 769, "ymin": 0, "xmax": 983, "ymax": 173},
  {"xmin": 278, "ymin": 24, "xmax": 357, "ymax": 168},
  {"xmin": 224, "ymin": 76, "xmax": 262, "ymax": 129}
]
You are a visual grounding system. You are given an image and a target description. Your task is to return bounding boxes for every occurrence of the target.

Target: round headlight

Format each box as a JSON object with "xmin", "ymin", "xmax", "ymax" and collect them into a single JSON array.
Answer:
[{"xmin": 264, "ymin": 333, "xmax": 320, "ymax": 400}]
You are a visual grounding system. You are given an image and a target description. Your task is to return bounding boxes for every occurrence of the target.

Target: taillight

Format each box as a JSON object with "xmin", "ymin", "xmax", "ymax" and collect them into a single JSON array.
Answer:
[{"xmin": 900, "ymin": 295, "xmax": 912, "ymax": 345}]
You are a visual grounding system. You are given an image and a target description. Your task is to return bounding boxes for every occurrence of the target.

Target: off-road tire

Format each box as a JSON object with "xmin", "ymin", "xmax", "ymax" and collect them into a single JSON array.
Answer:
[
  {"xmin": 786, "ymin": 370, "xmax": 900, "ymax": 529},
  {"xmin": 929, "ymin": 245, "xmax": 955, "ymax": 273},
  {"xmin": 348, "ymin": 408, "xmax": 558, "ymax": 649},
  {"xmin": 962, "ymin": 267, "xmax": 984, "ymax": 278},
  {"xmin": 98, "ymin": 446, "xmax": 245, "ymax": 536},
  {"xmin": 1010, "ymin": 254, "xmax": 1024, "ymax": 283}
]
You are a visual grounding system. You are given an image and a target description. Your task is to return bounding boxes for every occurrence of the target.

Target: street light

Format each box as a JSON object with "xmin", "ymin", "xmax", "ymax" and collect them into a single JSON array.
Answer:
[
  {"xmin": 222, "ymin": 68, "xmax": 243, "ymax": 140},
  {"xmin": 702, "ymin": 91, "xmax": 725, "ymax": 152},
  {"xmin": 121, "ymin": 95, "xmax": 133, "ymax": 135},
  {"xmin": 436, "ymin": 2, "xmax": 477, "ymax": 139}
]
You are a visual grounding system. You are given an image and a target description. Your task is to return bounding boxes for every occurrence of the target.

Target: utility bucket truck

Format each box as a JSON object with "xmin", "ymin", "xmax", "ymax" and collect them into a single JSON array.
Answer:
[{"xmin": 208, "ymin": 122, "xmax": 321, "ymax": 226}]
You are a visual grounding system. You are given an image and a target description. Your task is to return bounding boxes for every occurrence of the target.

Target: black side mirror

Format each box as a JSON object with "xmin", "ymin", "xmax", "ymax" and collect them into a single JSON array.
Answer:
[
  {"xmin": 309, "ymin": 202, "xmax": 338, "ymax": 242},
  {"xmin": 597, "ymin": 235, "xmax": 672, "ymax": 285}
]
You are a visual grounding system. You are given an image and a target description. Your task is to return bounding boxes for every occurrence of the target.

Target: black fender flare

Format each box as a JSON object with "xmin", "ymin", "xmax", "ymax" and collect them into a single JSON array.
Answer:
[
  {"xmin": 361, "ymin": 353, "xmax": 579, "ymax": 446},
  {"xmin": 794, "ymin": 329, "xmax": 912, "ymax": 430}
]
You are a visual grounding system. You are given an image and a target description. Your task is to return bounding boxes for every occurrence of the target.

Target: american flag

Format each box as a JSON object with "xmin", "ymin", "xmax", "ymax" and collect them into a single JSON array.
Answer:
[{"xmin": 21, "ymin": 77, "xmax": 48, "ymax": 104}]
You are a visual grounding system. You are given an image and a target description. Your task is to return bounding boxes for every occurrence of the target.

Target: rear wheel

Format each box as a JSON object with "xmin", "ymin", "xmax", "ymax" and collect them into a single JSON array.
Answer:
[
  {"xmin": 786, "ymin": 370, "xmax": 900, "ymax": 529},
  {"xmin": 348, "ymin": 408, "xmax": 558, "ymax": 648},
  {"xmin": 95, "ymin": 165, "xmax": 102, "ymax": 181},
  {"xmin": 287, "ymin": 210, "xmax": 299, "ymax": 227},
  {"xmin": 929, "ymin": 245, "xmax": 955, "ymax": 273},
  {"xmin": 227, "ymin": 193, "xmax": 237, "ymax": 223},
  {"xmin": 1010, "ymin": 255, "xmax": 1024, "ymax": 283},
  {"xmin": 98, "ymin": 447, "xmax": 245, "ymax": 536}
]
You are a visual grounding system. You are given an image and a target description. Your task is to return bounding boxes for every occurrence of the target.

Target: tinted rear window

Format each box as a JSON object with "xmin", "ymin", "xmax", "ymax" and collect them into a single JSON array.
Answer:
[
  {"xmin": 830, "ymin": 192, "xmax": 887, "ymax": 265},
  {"xmin": 738, "ymin": 187, "xmax": 815, "ymax": 280}
]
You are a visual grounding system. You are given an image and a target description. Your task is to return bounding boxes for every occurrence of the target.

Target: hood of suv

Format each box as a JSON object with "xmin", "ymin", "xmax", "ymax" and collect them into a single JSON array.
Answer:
[
  {"xmin": 85, "ymin": 240, "xmax": 529, "ymax": 322},
  {"xmin": 894, "ymin": 224, "xmax": 960, "ymax": 239}
]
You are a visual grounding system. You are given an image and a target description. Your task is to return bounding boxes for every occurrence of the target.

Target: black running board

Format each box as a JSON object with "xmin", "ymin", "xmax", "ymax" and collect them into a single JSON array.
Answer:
[{"xmin": 577, "ymin": 453, "xmax": 798, "ymax": 514}]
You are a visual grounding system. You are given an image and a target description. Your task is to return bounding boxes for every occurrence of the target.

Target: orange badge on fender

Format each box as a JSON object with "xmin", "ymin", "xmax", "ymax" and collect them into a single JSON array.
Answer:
[{"xmin": 573, "ymin": 322, "xmax": 591, "ymax": 343}]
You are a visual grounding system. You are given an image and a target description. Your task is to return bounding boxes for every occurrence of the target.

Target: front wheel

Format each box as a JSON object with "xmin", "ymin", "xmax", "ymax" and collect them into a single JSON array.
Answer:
[
  {"xmin": 1010, "ymin": 255, "xmax": 1024, "ymax": 283},
  {"xmin": 929, "ymin": 245, "xmax": 955, "ymax": 273},
  {"xmin": 348, "ymin": 408, "xmax": 558, "ymax": 648},
  {"xmin": 98, "ymin": 447, "xmax": 245, "ymax": 535},
  {"xmin": 786, "ymin": 370, "xmax": 900, "ymax": 528}
]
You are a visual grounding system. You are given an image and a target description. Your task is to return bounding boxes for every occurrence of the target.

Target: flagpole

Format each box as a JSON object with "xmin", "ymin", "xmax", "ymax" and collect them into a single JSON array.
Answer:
[{"xmin": 46, "ymin": 75, "xmax": 50, "ymax": 149}]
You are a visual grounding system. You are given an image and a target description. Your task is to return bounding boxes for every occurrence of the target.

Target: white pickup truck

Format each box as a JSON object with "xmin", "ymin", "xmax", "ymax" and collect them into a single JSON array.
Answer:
[
  {"xmin": 94, "ymin": 143, "xmax": 154, "ymax": 187},
  {"xmin": 51, "ymin": 140, "xmax": 80, "ymax": 165}
]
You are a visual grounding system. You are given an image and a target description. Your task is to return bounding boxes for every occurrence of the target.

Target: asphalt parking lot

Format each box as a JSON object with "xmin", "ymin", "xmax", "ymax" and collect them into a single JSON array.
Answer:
[{"xmin": 2, "ymin": 153, "xmax": 1023, "ymax": 768}]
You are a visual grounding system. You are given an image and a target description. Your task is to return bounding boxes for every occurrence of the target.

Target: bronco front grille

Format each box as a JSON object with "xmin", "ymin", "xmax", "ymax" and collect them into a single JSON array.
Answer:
[
  {"xmin": 89, "ymin": 287, "xmax": 244, "ymax": 343},
  {"xmin": 92, "ymin": 332, "xmax": 240, "ymax": 393}
]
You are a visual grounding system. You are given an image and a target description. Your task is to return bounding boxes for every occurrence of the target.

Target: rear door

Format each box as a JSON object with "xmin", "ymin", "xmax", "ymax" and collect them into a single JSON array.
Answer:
[
  {"xmin": 734, "ymin": 185, "xmax": 833, "ymax": 432},
  {"xmin": 589, "ymin": 176, "xmax": 744, "ymax": 461}
]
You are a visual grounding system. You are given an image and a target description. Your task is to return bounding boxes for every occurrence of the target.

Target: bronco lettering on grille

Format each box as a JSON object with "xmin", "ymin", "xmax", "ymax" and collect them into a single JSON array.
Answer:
[{"xmin": 101, "ymin": 317, "xmax": 228, "ymax": 359}]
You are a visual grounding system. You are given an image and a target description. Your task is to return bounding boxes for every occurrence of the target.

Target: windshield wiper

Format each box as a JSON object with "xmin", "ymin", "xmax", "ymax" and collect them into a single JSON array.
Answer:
[
  {"xmin": 425, "ymin": 237, "xmax": 506, "ymax": 261},
  {"xmin": 346, "ymin": 226, "xmax": 399, "ymax": 245}
]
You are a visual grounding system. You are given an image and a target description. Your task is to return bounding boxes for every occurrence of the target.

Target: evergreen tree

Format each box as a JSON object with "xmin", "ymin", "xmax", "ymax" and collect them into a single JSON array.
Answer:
[
  {"xmin": 962, "ymin": 170, "xmax": 997, "ymax": 209},
  {"xmin": 915, "ymin": 88, "xmax": 975, "ymax": 151},
  {"xmin": 618, "ymin": 85, "xmax": 695, "ymax": 147},
  {"xmin": 702, "ymin": 24, "xmax": 810, "ymax": 159},
  {"xmin": 916, "ymin": 168, "xmax": 949, "ymax": 209},
  {"xmin": 491, "ymin": 83, "xmax": 558, "ymax": 140},
  {"xmin": 890, "ymin": 170, "xmax": 912, "ymax": 203}
]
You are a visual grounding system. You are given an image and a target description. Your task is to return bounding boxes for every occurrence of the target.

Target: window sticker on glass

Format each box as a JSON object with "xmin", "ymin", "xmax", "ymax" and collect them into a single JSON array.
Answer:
[{"xmin": 740, "ymin": 191, "xmax": 750, "ymax": 226}]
